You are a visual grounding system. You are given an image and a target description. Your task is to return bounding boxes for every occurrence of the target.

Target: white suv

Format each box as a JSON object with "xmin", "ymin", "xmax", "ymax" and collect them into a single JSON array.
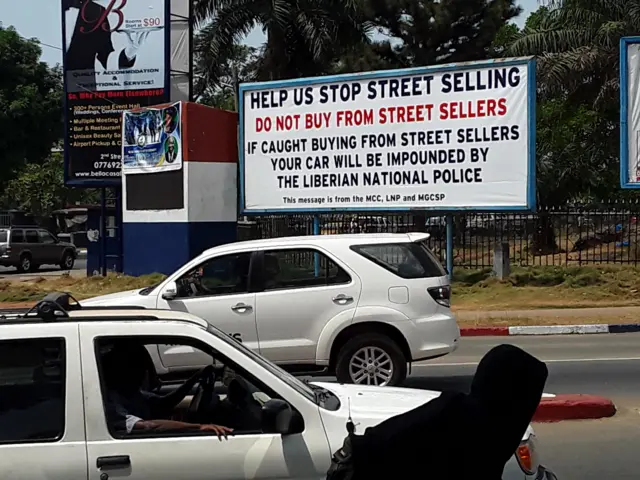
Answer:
[{"xmin": 82, "ymin": 233, "xmax": 460, "ymax": 386}]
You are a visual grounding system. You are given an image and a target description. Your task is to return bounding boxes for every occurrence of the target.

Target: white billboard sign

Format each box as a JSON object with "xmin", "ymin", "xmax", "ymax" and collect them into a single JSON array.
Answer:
[
  {"xmin": 239, "ymin": 58, "xmax": 536, "ymax": 213},
  {"xmin": 621, "ymin": 37, "xmax": 640, "ymax": 188}
]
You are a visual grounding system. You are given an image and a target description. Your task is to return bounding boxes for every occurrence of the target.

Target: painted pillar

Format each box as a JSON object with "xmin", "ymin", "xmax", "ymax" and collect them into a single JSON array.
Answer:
[{"xmin": 122, "ymin": 102, "xmax": 238, "ymax": 276}]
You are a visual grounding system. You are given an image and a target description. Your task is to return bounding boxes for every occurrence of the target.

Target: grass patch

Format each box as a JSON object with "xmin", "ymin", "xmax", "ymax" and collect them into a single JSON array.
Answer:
[
  {"xmin": 2, "ymin": 265, "xmax": 640, "ymax": 314},
  {"xmin": 452, "ymin": 265, "xmax": 640, "ymax": 310},
  {"xmin": 0, "ymin": 273, "xmax": 165, "ymax": 304}
]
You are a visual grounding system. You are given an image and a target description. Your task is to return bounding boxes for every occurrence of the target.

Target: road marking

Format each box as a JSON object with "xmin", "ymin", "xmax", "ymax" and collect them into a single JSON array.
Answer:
[{"xmin": 415, "ymin": 356, "xmax": 640, "ymax": 367}]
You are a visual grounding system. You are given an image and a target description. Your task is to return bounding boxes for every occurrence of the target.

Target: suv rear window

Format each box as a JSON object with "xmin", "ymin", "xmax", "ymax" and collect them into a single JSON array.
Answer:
[
  {"xmin": 0, "ymin": 231, "xmax": 7, "ymax": 243},
  {"xmin": 351, "ymin": 242, "xmax": 446, "ymax": 279}
]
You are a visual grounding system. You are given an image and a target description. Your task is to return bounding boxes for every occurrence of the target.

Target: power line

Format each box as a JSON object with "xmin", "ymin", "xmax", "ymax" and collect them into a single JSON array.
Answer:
[{"xmin": 38, "ymin": 41, "xmax": 63, "ymax": 52}]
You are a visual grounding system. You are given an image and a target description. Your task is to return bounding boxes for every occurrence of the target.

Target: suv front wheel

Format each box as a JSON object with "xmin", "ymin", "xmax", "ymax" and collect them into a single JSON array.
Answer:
[
  {"xmin": 335, "ymin": 333, "xmax": 407, "ymax": 387},
  {"xmin": 60, "ymin": 251, "xmax": 75, "ymax": 270},
  {"xmin": 17, "ymin": 254, "xmax": 33, "ymax": 273}
]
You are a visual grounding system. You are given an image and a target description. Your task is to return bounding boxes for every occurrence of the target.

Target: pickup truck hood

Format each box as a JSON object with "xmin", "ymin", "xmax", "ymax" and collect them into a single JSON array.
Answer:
[
  {"xmin": 314, "ymin": 382, "xmax": 534, "ymax": 442},
  {"xmin": 81, "ymin": 289, "xmax": 144, "ymax": 306}
]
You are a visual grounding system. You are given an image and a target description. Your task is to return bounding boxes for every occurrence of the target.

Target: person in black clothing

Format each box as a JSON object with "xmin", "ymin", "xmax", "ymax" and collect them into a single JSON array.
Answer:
[
  {"xmin": 63, "ymin": 0, "xmax": 149, "ymax": 91},
  {"xmin": 345, "ymin": 344, "xmax": 548, "ymax": 479}
]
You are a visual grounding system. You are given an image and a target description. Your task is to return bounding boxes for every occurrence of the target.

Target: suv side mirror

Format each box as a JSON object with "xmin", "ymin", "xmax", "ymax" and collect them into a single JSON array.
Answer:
[
  {"xmin": 161, "ymin": 281, "xmax": 178, "ymax": 300},
  {"xmin": 261, "ymin": 399, "xmax": 302, "ymax": 435}
]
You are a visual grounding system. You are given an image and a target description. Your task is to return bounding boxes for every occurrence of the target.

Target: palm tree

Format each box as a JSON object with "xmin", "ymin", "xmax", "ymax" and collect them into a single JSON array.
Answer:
[
  {"xmin": 193, "ymin": 0, "xmax": 371, "ymax": 94},
  {"xmin": 508, "ymin": 0, "xmax": 640, "ymax": 107}
]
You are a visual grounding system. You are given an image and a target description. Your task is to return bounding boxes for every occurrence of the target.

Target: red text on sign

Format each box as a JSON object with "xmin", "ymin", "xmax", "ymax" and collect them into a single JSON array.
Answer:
[
  {"xmin": 378, "ymin": 104, "xmax": 434, "ymax": 124},
  {"xmin": 336, "ymin": 109, "xmax": 374, "ymax": 127},
  {"xmin": 439, "ymin": 98, "xmax": 507, "ymax": 120},
  {"xmin": 305, "ymin": 112, "xmax": 331, "ymax": 129}
]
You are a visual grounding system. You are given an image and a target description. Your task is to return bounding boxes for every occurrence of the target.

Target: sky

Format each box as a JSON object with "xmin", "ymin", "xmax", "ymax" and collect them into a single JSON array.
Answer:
[{"xmin": 0, "ymin": 0, "xmax": 539, "ymax": 66}]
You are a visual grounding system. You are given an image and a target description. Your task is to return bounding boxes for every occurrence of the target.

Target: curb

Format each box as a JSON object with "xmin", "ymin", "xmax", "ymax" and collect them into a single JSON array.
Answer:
[
  {"xmin": 461, "ymin": 323, "xmax": 640, "ymax": 336},
  {"xmin": 533, "ymin": 394, "xmax": 616, "ymax": 422}
]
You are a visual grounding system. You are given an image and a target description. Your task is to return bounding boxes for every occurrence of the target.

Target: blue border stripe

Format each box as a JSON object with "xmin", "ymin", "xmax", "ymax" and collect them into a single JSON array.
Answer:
[
  {"xmin": 620, "ymin": 37, "xmax": 640, "ymax": 189},
  {"xmin": 238, "ymin": 57, "xmax": 537, "ymax": 215},
  {"xmin": 608, "ymin": 323, "xmax": 640, "ymax": 334}
]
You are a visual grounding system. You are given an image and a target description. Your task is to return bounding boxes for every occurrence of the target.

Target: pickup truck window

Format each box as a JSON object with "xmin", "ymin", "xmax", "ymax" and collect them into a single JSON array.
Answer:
[
  {"xmin": 94, "ymin": 336, "xmax": 297, "ymax": 439},
  {"xmin": 0, "ymin": 338, "xmax": 65, "ymax": 444}
]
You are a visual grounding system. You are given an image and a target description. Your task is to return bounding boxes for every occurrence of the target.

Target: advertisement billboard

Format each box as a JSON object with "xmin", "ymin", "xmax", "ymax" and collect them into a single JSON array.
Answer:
[
  {"xmin": 239, "ymin": 58, "xmax": 536, "ymax": 213},
  {"xmin": 620, "ymin": 37, "xmax": 640, "ymax": 188},
  {"xmin": 122, "ymin": 101, "xmax": 182, "ymax": 174},
  {"xmin": 62, "ymin": 0, "xmax": 170, "ymax": 185}
]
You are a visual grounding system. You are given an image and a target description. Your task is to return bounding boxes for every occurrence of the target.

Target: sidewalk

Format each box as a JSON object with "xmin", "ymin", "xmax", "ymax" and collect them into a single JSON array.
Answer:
[
  {"xmin": 457, "ymin": 306, "xmax": 640, "ymax": 336},
  {"xmin": 456, "ymin": 306, "xmax": 640, "ymax": 321}
]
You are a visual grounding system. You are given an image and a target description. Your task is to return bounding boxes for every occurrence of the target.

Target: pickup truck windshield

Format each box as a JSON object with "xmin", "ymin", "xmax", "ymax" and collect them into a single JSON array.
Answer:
[{"xmin": 205, "ymin": 325, "xmax": 317, "ymax": 404}]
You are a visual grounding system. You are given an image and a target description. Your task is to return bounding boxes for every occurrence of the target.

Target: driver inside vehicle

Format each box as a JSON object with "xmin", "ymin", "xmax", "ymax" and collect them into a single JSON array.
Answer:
[
  {"xmin": 177, "ymin": 255, "xmax": 250, "ymax": 297},
  {"xmin": 101, "ymin": 342, "xmax": 234, "ymax": 440}
]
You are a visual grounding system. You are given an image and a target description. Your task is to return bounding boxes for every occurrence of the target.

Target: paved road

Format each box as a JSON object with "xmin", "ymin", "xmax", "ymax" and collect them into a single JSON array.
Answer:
[
  {"xmin": 536, "ymin": 411, "xmax": 640, "ymax": 480},
  {"xmin": 312, "ymin": 334, "xmax": 640, "ymax": 479},
  {"xmin": 0, "ymin": 258, "xmax": 86, "ymax": 279},
  {"xmin": 312, "ymin": 334, "xmax": 640, "ymax": 399},
  {"xmin": 405, "ymin": 334, "xmax": 640, "ymax": 399}
]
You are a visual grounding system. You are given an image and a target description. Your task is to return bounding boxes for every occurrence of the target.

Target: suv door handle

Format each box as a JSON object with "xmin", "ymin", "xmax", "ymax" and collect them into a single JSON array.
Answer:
[
  {"xmin": 96, "ymin": 455, "xmax": 131, "ymax": 469},
  {"xmin": 332, "ymin": 294, "xmax": 354, "ymax": 305},
  {"xmin": 231, "ymin": 303, "xmax": 252, "ymax": 313}
]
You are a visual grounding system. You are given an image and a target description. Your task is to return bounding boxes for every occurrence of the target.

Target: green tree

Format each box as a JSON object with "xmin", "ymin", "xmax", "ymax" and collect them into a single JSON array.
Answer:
[
  {"xmin": 363, "ymin": 0, "xmax": 521, "ymax": 67},
  {"xmin": 0, "ymin": 152, "xmax": 97, "ymax": 217},
  {"xmin": 193, "ymin": 0, "xmax": 371, "ymax": 88},
  {"xmin": 0, "ymin": 26, "xmax": 63, "ymax": 189},
  {"xmin": 509, "ymin": 0, "xmax": 635, "ymax": 106},
  {"xmin": 196, "ymin": 44, "xmax": 259, "ymax": 110}
]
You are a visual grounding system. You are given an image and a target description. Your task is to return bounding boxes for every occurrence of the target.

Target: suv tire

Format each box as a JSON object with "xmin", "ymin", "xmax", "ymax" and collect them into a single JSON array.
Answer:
[
  {"xmin": 335, "ymin": 333, "xmax": 407, "ymax": 387},
  {"xmin": 60, "ymin": 252, "xmax": 75, "ymax": 270},
  {"xmin": 17, "ymin": 254, "xmax": 33, "ymax": 273}
]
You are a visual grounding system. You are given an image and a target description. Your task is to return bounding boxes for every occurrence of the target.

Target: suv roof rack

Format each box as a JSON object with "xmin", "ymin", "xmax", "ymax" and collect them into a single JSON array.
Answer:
[{"xmin": 0, "ymin": 291, "xmax": 148, "ymax": 323}]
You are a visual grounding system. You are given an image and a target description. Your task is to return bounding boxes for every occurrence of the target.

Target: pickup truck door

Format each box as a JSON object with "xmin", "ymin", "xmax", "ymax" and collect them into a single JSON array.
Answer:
[
  {"xmin": 80, "ymin": 321, "xmax": 331, "ymax": 480},
  {"xmin": 0, "ymin": 323, "xmax": 87, "ymax": 480}
]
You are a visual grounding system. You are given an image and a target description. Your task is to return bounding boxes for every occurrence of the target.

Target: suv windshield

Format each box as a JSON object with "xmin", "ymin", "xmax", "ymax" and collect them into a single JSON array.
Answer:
[
  {"xmin": 351, "ymin": 241, "xmax": 446, "ymax": 278},
  {"xmin": 207, "ymin": 325, "xmax": 317, "ymax": 403},
  {"xmin": 205, "ymin": 324, "xmax": 339, "ymax": 409}
]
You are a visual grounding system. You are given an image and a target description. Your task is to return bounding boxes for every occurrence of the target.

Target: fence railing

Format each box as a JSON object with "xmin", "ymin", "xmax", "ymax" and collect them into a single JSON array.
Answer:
[{"xmin": 238, "ymin": 204, "xmax": 640, "ymax": 268}]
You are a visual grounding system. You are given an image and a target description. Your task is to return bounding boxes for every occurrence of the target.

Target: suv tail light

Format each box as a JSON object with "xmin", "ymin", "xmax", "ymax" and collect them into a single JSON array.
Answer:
[
  {"xmin": 515, "ymin": 437, "xmax": 538, "ymax": 475},
  {"xmin": 427, "ymin": 285, "xmax": 450, "ymax": 307}
]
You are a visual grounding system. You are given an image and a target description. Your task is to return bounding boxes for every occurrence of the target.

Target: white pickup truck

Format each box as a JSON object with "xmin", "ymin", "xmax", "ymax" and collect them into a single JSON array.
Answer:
[{"xmin": 0, "ymin": 296, "xmax": 556, "ymax": 480}]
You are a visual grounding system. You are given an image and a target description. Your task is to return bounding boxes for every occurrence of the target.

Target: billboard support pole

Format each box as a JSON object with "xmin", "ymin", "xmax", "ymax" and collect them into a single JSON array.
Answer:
[
  {"xmin": 446, "ymin": 214, "xmax": 454, "ymax": 280},
  {"xmin": 313, "ymin": 215, "xmax": 321, "ymax": 276},
  {"xmin": 100, "ymin": 188, "xmax": 107, "ymax": 277}
]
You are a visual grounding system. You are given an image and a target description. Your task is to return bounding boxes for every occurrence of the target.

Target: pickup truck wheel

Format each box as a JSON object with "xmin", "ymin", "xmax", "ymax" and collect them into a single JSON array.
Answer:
[{"xmin": 335, "ymin": 333, "xmax": 407, "ymax": 387}]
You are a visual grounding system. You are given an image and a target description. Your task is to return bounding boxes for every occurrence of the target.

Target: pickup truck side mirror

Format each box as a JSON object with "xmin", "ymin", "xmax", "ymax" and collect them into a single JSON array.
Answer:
[
  {"xmin": 261, "ymin": 399, "xmax": 302, "ymax": 435},
  {"xmin": 161, "ymin": 281, "xmax": 178, "ymax": 300}
]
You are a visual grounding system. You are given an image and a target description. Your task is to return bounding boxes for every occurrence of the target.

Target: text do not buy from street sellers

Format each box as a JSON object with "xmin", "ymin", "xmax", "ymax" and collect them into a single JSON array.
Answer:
[{"xmin": 241, "ymin": 62, "xmax": 532, "ymax": 211}]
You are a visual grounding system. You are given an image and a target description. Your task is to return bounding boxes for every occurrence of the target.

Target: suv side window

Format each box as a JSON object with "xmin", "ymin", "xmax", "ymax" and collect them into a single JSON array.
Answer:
[
  {"xmin": 0, "ymin": 338, "xmax": 65, "ymax": 443},
  {"xmin": 176, "ymin": 253, "xmax": 252, "ymax": 298},
  {"xmin": 262, "ymin": 249, "xmax": 351, "ymax": 291},
  {"xmin": 25, "ymin": 230, "xmax": 39, "ymax": 243},
  {"xmin": 38, "ymin": 230, "xmax": 56, "ymax": 244},
  {"xmin": 351, "ymin": 242, "xmax": 446, "ymax": 279},
  {"xmin": 11, "ymin": 229, "xmax": 25, "ymax": 243}
]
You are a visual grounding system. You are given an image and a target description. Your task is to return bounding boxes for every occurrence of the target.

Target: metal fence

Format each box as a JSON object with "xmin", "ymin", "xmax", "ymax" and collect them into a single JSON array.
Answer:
[{"xmin": 238, "ymin": 203, "xmax": 640, "ymax": 268}]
